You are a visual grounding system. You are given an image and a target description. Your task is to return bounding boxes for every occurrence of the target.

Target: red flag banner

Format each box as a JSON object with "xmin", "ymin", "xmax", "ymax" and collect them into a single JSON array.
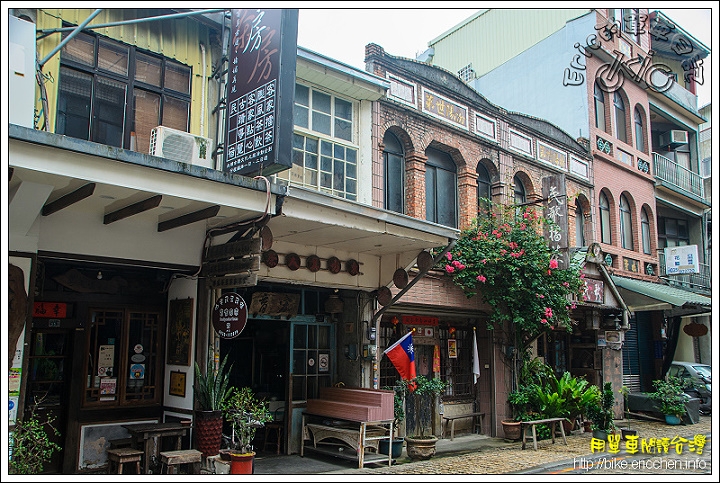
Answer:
[{"xmin": 383, "ymin": 331, "xmax": 417, "ymax": 389}]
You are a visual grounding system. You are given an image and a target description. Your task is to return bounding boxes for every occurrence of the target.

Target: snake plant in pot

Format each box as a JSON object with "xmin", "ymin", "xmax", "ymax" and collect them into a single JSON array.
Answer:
[{"xmin": 193, "ymin": 353, "xmax": 233, "ymax": 458}]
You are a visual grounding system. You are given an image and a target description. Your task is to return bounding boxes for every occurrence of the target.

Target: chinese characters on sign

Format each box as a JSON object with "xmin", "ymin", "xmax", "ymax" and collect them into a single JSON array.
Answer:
[
  {"xmin": 224, "ymin": 9, "xmax": 298, "ymax": 176},
  {"xmin": 583, "ymin": 278, "xmax": 605, "ymax": 304},
  {"xmin": 422, "ymin": 88, "xmax": 468, "ymax": 128},
  {"xmin": 589, "ymin": 433, "xmax": 707, "ymax": 456},
  {"xmin": 543, "ymin": 174, "xmax": 568, "ymax": 268}
]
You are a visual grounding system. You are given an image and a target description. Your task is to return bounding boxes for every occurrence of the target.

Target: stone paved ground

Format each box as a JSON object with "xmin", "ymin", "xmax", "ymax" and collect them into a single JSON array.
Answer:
[{"xmin": 346, "ymin": 416, "xmax": 713, "ymax": 475}]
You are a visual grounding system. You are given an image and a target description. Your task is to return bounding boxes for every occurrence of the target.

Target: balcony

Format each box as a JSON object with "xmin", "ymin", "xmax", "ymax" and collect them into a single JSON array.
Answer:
[
  {"xmin": 658, "ymin": 251, "xmax": 711, "ymax": 295},
  {"xmin": 653, "ymin": 152, "xmax": 705, "ymax": 200}
]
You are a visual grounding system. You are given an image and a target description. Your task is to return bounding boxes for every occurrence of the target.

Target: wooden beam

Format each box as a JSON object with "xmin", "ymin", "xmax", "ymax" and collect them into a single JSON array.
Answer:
[
  {"xmin": 104, "ymin": 195, "xmax": 162, "ymax": 225},
  {"xmin": 42, "ymin": 183, "xmax": 96, "ymax": 216},
  {"xmin": 158, "ymin": 205, "xmax": 220, "ymax": 232}
]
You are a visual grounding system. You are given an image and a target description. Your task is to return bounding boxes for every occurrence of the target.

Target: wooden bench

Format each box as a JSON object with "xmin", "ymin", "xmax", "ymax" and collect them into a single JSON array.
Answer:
[
  {"xmin": 520, "ymin": 417, "xmax": 567, "ymax": 450},
  {"xmin": 441, "ymin": 412, "xmax": 485, "ymax": 440},
  {"xmin": 159, "ymin": 449, "xmax": 202, "ymax": 474}
]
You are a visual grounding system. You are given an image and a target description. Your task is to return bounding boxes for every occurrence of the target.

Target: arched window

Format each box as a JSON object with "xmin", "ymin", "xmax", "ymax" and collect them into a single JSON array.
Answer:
[
  {"xmin": 425, "ymin": 147, "xmax": 458, "ymax": 227},
  {"xmin": 383, "ymin": 131, "xmax": 404, "ymax": 214},
  {"xmin": 614, "ymin": 92, "xmax": 627, "ymax": 143},
  {"xmin": 599, "ymin": 192, "xmax": 611, "ymax": 244},
  {"xmin": 634, "ymin": 107, "xmax": 645, "ymax": 152},
  {"xmin": 620, "ymin": 194, "xmax": 633, "ymax": 249},
  {"xmin": 641, "ymin": 208, "xmax": 651, "ymax": 254},
  {"xmin": 575, "ymin": 199, "xmax": 586, "ymax": 247},
  {"xmin": 513, "ymin": 175, "xmax": 526, "ymax": 217},
  {"xmin": 594, "ymin": 82, "xmax": 606, "ymax": 132},
  {"xmin": 477, "ymin": 163, "xmax": 491, "ymax": 217}
]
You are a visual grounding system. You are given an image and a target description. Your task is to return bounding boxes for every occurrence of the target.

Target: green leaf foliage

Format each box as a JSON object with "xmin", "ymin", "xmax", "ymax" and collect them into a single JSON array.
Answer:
[
  {"xmin": 9, "ymin": 401, "xmax": 62, "ymax": 474},
  {"xmin": 194, "ymin": 353, "xmax": 233, "ymax": 411}
]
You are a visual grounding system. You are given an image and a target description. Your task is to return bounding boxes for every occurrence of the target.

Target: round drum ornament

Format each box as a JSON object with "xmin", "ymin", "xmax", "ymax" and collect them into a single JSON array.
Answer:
[
  {"xmin": 306, "ymin": 255, "xmax": 321, "ymax": 273},
  {"xmin": 286, "ymin": 253, "xmax": 301, "ymax": 271}
]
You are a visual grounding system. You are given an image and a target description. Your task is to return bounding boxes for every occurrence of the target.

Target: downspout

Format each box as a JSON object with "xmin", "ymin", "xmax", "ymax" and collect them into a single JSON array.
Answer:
[{"xmin": 200, "ymin": 43, "xmax": 206, "ymax": 138}]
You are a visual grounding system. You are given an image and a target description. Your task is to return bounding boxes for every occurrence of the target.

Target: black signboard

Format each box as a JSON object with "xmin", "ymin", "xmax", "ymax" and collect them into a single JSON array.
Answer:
[
  {"xmin": 224, "ymin": 8, "xmax": 298, "ymax": 176},
  {"xmin": 212, "ymin": 292, "xmax": 248, "ymax": 339}
]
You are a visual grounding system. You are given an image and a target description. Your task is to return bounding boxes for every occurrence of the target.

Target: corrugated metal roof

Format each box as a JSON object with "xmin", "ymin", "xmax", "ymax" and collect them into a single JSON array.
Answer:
[{"xmin": 611, "ymin": 275, "xmax": 712, "ymax": 309}]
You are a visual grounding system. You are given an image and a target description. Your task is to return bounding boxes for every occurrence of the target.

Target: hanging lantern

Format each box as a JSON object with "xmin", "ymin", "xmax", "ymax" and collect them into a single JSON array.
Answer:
[
  {"xmin": 683, "ymin": 322, "xmax": 708, "ymax": 337},
  {"xmin": 325, "ymin": 294, "xmax": 344, "ymax": 314}
]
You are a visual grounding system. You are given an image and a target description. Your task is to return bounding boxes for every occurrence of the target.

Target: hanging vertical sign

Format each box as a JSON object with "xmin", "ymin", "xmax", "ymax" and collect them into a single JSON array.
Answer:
[
  {"xmin": 542, "ymin": 173, "xmax": 568, "ymax": 268},
  {"xmin": 212, "ymin": 292, "xmax": 249, "ymax": 339},
  {"xmin": 224, "ymin": 8, "xmax": 298, "ymax": 176}
]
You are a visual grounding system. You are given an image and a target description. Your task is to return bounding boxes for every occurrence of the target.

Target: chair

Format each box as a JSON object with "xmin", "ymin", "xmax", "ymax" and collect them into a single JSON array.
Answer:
[{"xmin": 262, "ymin": 408, "xmax": 285, "ymax": 455}]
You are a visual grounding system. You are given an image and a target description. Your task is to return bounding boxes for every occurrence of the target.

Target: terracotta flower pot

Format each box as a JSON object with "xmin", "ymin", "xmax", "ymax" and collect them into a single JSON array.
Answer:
[
  {"xmin": 230, "ymin": 452, "xmax": 254, "ymax": 474},
  {"xmin": 405, "ymin": 435, "xmax": 438, "ymax": 461},
  {"xmin": 501, "ymin": 420, "xmax": 522, "ymax": 441},
  {"xmin": 194, "ymin": 410, "xmax": 223, "ymax": 458}
]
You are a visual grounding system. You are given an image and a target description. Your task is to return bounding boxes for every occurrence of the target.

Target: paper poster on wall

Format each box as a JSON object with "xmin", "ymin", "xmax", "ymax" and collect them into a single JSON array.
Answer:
[
  {"xmin": 100, "ymin": 378, "xmax": 117, "ymax": 395},
  {"xmin": 9, "ymin": 396, "xmax": 19, "ymax": 424},
  {"xmin": 9, "ymin": 368, "xmax": 22, "ymax": 396},
  {"xmin": 448, "ymin": 339, "xmax": 458, "ymax": 359},
  {"xmin": 98, "ymin": 345, "xmax": 115, "ymax": 377}
]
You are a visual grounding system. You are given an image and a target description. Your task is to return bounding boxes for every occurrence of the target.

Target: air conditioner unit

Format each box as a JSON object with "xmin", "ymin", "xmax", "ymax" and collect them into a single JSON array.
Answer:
[
  {"xmin": 659, "ymin": 130, "xmax": 688, "ymax": 149},
  {"xmin": 149, "ymin": 126, "xmax": 214, "ymax": 169}
]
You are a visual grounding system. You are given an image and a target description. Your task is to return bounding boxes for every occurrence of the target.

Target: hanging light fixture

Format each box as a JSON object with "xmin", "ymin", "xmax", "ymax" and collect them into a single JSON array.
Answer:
[{"xmin": 325, "ymin": 291, "xmax": 344, "ymax": 314}]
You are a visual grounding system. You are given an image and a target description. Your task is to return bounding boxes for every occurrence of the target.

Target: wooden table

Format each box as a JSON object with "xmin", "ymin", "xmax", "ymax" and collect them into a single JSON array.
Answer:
[{"xmin": 122, "ymin": 422, "xmax": 189, "ymax": 474}]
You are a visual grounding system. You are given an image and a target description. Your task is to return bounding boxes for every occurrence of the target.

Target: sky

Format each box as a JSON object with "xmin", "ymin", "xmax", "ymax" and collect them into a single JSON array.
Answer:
[{"xmin": 297, "ymin": 5, "xmax": 715, "ymax": 108}]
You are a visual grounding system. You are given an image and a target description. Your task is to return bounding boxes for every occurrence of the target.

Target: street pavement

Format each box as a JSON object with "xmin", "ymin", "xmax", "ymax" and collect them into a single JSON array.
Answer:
[{"xmin": 251, "ymin": 415, "xmax": 713, "ymax": 477}]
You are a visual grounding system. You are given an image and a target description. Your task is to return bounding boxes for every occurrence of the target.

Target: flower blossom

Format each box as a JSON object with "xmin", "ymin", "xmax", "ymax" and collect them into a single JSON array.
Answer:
[
  {"xmin": 549, "ymin": 259, "xmax": 559, "ymax": 270},
  {"xmin": 544, "ymin": 307, "xmax": 553, "ymax": 318},
  {"xmin": 445, "ymin": 265, "xmax": 455, "ymax": 273},
  {"xmin": 446, "ymin": 252, "xmax": 453, "ymax": 261},
  {"xmin": 477, "ymin": 275, "xmax": 487, "ymax": 283},
  {"xmin": 540, "ymin": 318, "xmax": 548, "ymax": 324}
]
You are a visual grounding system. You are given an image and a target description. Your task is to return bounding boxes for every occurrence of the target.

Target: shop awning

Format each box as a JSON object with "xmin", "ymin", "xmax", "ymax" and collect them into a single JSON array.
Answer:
[{"xmin": 610, "ymin": 275, "xmax": 712, "ymax": 315}]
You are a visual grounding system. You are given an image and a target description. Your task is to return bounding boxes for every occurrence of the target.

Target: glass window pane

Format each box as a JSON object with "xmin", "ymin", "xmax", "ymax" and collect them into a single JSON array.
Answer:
[
  {"xmin": 321, "ymin": 140, "xmax": 333, "ymax": 156},
  {"xmin": 295, "ymin": 84, "xmax": 309, "ymax": 106},
  {"xmin": 334, "ymin": 159, "xmax": 345, "ymax": 191},
  {"xmin": 312, "ymin": 91, "xmax": 331, "ymax": 114},
  {"xmin": 305, "ymin": 153, "xmax": 317, "ymax": 170},
  {"xmin": 318, "ymin": 326, "xmax": 330, "ymax": 349},
  {"xmin": 334, "ymin": 144, "xmax": 345, "ymax": 160},
  {"xmin": 346, "ymin": 179, "xmax": 357, "ymax": 198},
  {"xmin": 436, "ymin": 168, "xmax": 457, "ymax": 227},
  {"xmin": 292, "ymin": 375, "xmax": 305, "ymax": 400},
  {"xmin": 293, "ymin": 350, "xmax": 306, "ymax": 375},
  {"xmin": 133, "ymin": 89, "xmax": 161, "ymax": 153},
  {"xmin": 335, "ymin": 98, "xmax": 352, "ymax": 121},
  {"xmin": 294, "ymin": 104, "xmax": 308, "ymax": 128},
  {"xmin": 305, "ymin": 137, "xmax": 318, "ymax": 153},
  {"xmin": 92, "ymin": 76, "xmax": 126, "ymax": 148},
  {"xmin": 292, "ymin": 148, "xmax": 303, "ymax": 166},
  {"xmin": 335, "ymin": 118, "xmax": 352, "ymax": 141},
  {"xmin": 161, "ymin": 96, "xmax": 189, "ymax": 132},
  {"xmin": 61, "ymin": 31, "xmax": 95, "ymax": 66},
  {"xmin": 135, "ymin": 52, "xmax": 162, "ymax": 86},
  {"xmin": 346, "ymin": 148, "xmax": 356, "ymax": 164},
  {"xmin": 164, "ymin": 61, "xmax": 191, "ymax": 94},
  {"xmin": 346, "ymin": 160, "xmax": 356, "ymax": 179},
  {"xmin": 426, "ymin": 167, "xmax": 437, "ymax": 222},
  {"xmin": 320, "ymin": 172, "xmax": 332, "ymax": 189},
  {"xmin": 293, "ymin": 325, "xmax": 307, "ymax": 349},
  {"xmin": 293, "ymin": 133, "xmax": 305, "ymax": 149},
  {"xmin": 98, "ymin": 39, "xmax": 129, "ymax": 76},
  {"xmin": 306, "ymin": 169, "xmax": 318, "ymax": 187},
  {"xmin": 320, "ymin": 156, "xmax": 332, "ymax": 172},
  {"xmin": 312, "ymin": 112, "xmax": 331, "ymax": 135},
  {"xmin": 308, "ymin": 350, "xmax": 318, "ymax": 374},
  {"xmin": 57, "ymin": 67, "xmax": 93, "ymax": 140}
]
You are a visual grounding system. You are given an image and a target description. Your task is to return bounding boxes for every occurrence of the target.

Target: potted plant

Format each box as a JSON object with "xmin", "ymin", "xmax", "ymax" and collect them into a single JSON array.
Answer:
[
  {"xmin": 193, "ymin": 353, "xmax": 233, "ymax": 458},
  {"xmin": 648, "ymin": 376, "xmax": 688, "ymax": 425},
  {"xmin": 221, "ymin": 387, "xmax": 273, "ymax": 474},
  {"xmin": 9, "ymin": 397, "xmax": 62, "ymax": 474},
  {"xmin": 585, "ymin": 382, "xmax": 616, "ymax": 440},
  {"xmin": 397, "ymin": 375, "xmax": 448, "ymax": 460},
  {"xmin": 618, "ymin": 385, "xmax": 637, "ymax": 439}
]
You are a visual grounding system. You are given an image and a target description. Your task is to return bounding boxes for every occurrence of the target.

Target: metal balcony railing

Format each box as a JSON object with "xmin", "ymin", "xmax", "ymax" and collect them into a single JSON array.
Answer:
[
  {"xmin": 653, "ymin": 152, "xmax": 705, "ymax": 199},
  {"xmin": 658, "ymin": 251, "xmax": 711, "ymax": 294}
]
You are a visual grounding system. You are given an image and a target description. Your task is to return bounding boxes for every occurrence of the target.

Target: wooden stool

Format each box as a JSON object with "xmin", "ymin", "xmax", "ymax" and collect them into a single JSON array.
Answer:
[
  {"xmin": 159, "ymin": 449, "xmax": 202, "ymax": 475},
  {"xmin": 107, "ymin": 447, "xmax": 143, "ymax": 474}
]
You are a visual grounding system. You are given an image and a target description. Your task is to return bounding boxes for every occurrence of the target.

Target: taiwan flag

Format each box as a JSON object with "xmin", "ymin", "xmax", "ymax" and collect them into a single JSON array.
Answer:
[{"xmin": 383, "ymin": 330, "xmax": 417, "ymax": 391}]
